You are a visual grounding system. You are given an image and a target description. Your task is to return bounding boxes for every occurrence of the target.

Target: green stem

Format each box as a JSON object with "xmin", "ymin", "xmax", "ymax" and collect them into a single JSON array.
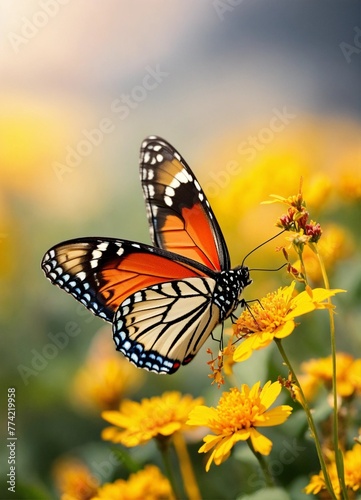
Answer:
[
  {"xmin": 157, "ymin": 437, "xmax": 181, "ymax": 500},
  {"xmin": 315, "ymin": 248, "xmax": 348, "ymax": 499},
  {"xmin": 247, "ymin": 439, "xmax": 275, "ymax": 487},
  {"xmin": 275, "ymin": 338, "xmax": 337, "ymax": 500},
  {"xmin": 173, "ymin": 431, "xmax": 202, "ymax": 500}
]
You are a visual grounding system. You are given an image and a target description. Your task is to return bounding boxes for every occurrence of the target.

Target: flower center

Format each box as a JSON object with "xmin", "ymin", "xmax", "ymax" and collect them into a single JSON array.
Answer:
[
  {"xmin": 210, "ymin": 388, "xmax": 264, "ymax": 434},
  {"xmin": 237, "ymin": 291, "xmax": 291, "ymax": 334}
]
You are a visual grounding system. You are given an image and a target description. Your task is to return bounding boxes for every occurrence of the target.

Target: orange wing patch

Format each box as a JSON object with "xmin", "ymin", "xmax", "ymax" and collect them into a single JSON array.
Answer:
[
  {"xmin": 98, "ymin": 252, "xmax": 207, "ymax": 310},
  {"xmin": 160, "ymin": 202, "xmax": 222, "ymax": 271}
]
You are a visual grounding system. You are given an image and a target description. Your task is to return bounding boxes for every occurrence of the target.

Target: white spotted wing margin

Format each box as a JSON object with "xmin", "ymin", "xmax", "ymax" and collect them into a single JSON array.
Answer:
[
  {"xmin": 113, "ymin": 277, "xmax": 221, "ymax": 374},
  {"xmin": 41, "ymin": 238, "xmax": 116, "ymax": 322}
]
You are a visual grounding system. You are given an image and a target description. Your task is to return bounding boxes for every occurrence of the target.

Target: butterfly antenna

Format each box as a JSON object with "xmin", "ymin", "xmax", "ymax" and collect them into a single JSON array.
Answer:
[
  {"xmin": 241, "ymin": 230, "xmax": 285, "ymax": 267},
  {"xmin": 250, "ymin": 263, "xmax": 287, "ymax": 272}
]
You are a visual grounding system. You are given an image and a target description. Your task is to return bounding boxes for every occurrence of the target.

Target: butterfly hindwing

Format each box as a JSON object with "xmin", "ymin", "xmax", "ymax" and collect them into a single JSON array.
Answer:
[
  {"xmin": 113, "ymin": 277, "xmax": 221, "ymax": 374},
  {"xmin": 140, "ymin": 136, "xmax": 231, "ymax": 272},
  {"xmin": 41, "ymin": 237, "xmax": 210, "ymax": 323}
]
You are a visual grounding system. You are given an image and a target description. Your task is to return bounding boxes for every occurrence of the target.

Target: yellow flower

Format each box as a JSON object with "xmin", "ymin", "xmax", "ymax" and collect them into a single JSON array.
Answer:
[
  {"xmin": 337, "ymin": 159, "xmax": 361, "ymax": 201},
  {"xmin": 187, "ymin": 381, "xmax": 292, "ymax": 471},
  {"xmin": 299, "ymin": 353, "xmax": 361, "ymax": 399},
  {"xmin": 345, "ymin": 443, "xmax": 361, "ymax": 492},
  {"xmin": 72, "ymin": 327, "xmax": 144, "ymax": 412},
  {"xmin": 233, "ymin": 282, "xmax": 345, "ymax": 363},
  {"xmin": 91, "ymin": 465, "xmax": 174, "ymax": 500},
  {"xmin": 102, "ymin": 392, "xmax": 203, "ymax": 447},
  {"xmin": 304, "ymin": 443, "xmax": 361, "ymax": 498},
  {"xmin": 53, "ymin": 459, "xmax": 99, "ymax": 500}
]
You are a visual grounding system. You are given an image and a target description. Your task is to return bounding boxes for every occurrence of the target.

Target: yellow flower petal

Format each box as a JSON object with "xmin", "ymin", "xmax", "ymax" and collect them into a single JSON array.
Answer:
[
  {"xmin": 309, "ymin": 287, "xmax": 346, "ymax": 302},
  {"xmin": 274, "ymin": 320, "xmax": 295, "ymax": 339},
  {"xmin": 205, "ymin": 447, "xmax": 218, "ymax": 472},
  {"xmin": 213, "ymin": 434, "xmax": 239, "ymax": 461},
  {"xmin": 233, "ymin": 332, "xmax": 273, "ymax": 362},
  {"xmin": 199, "ymin": 434, "xmax": 224, "ymax": 453},
  {"xmin": 255, "ymin": 406, "xmax": 293, "ymax": 427},
  {"xmin": 249, "ymin": 428, "xmax": 273, "ymax": 455},
  {"xmin": 259, "ymin": 381, "xmax": 281, "ymax": 409},
  {"xmin": 187, "ymin": 406, "xmax": 217, "ymax": 426}
]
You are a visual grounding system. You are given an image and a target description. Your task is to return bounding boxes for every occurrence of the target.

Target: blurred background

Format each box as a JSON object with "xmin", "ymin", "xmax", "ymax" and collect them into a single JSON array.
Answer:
[{"xmin": 0, "ymin": 1, "xmax": 360, "ymax": 498}]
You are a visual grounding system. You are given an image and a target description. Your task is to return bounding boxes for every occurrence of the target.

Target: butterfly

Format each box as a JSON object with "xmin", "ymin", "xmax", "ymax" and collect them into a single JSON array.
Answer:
[{"xmin": 42, "ymin": 136, "xmax": 252, "ymax": 374}]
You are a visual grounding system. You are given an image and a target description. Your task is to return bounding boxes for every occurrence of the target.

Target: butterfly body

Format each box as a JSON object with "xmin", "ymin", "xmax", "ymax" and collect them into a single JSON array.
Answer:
[{"xmin": 42, "ymin": 136, "xmax": 252, "ymax": 374}]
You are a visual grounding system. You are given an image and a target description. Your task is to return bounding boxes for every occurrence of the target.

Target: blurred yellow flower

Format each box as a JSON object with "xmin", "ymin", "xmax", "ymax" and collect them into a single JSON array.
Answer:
[
  {"xmin": 306, "ymin": 172, "xmax": 333, "ymax": 210},
  {"xmin": 53, "ymin": 459, "xmax": 98, "ymax": 500},
  {"xmin": 187, "ymin": 381, "xmax": 292, "ymax": 471},
  {"xmin": 90, "ymin": 465, "xmax": 174, "ymax": 500},
  {"xmin": 72, "ymin": 327, "xmax": 144, "ymax": 411},
  {"xmin": 299, "ymin": 353, "xmax": 361, "ymax": 400},
  {"xmin": 102, "ymin": 392, "xmax": 203, "ymax": 447},
  {"xmin": 337, "ymin": 150, "xmax": 361, "ymax": 201},
  {"xmin": 304, "ymin": 443, "xmax": 361, "ymax": 498},
  {"xmin": 233, "ymin": 282, "xmax": 345, "ymax": 362}
]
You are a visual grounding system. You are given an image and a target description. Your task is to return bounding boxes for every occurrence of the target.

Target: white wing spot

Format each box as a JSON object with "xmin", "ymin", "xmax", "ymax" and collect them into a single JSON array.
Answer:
[
  {"xmin": 165, "ymin": 186, "xmax": 175, "ymax": 197},
  {"xmin": 131, "ymin": 353, "xmax": 139, "ymax": 363},
  {"xmin": 97, "ymin": 242, "xmax": 109, "ymax": 251},
  {"xmin": 156, "ymin": 153, "xmax": 163, "ymax": 162},
  {"xmin": 169, "ymin": 178, "xmax": 181, "ymax": 189},
  {"xmin": 174, "ymin": 170, "xmax": 189, "ymax": 184},
  {"xmin": 164, "ymin": 195, "xmax": 173, "ymax": 207},
  {"xmin": 123, "ymin": 340, "xmax": 131, "ymax": 350},
  {"xmin": 92, "ymin": 249, "xmax": 103, "ymax": 260}
]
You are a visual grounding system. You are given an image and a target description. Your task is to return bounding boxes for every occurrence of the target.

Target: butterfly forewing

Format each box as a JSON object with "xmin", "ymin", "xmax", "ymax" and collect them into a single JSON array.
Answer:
[
  {"xmin": 42, "ymin": 237, "xmax": 210, "ymax": 323},
  {"xmin": 140, "ymin": 136, "xmax": 231, "ymax": 271}
]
